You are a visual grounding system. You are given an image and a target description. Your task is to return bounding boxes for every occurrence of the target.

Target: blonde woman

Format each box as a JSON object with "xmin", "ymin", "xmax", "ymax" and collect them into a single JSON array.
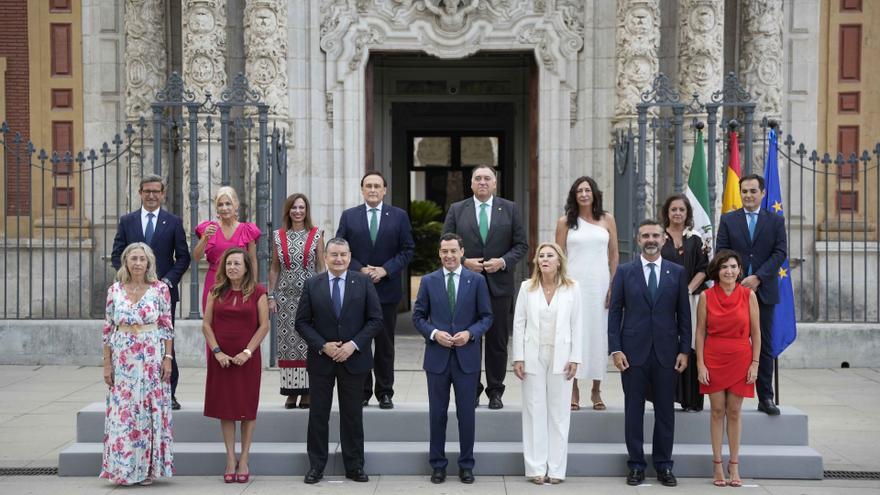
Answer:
[
  {"xmin": 100, "ymin": 242, "xmax": 174, "ymax": 485},
  {"xmin": 512, "ymin": 242, "xmax": 583, "ymax": 484},
  {"xmin": 194, "ymin": 186, "xmax": 261, "ymax": 311}
]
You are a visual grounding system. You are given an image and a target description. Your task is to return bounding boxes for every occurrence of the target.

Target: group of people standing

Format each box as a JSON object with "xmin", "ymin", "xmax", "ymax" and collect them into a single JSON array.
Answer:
[{"xmin": 98, "ymin": 166, "xmax": 786, "ymax": 488}]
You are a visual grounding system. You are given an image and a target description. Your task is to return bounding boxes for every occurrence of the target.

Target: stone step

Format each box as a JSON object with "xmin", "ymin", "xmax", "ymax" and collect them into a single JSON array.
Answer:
[
  {"xmin": 74, "ymin": 402, "xmax": 810, "ymax": 445},
  {"xmin": 58, "ymin": 441, "xmax": 823, "ymax": 478}
]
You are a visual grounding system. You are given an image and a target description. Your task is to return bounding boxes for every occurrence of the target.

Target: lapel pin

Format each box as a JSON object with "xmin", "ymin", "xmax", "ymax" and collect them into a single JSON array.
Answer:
[
  {"xmin": 666, "ymin": 270, "xmax": 670, "ymax": 274},
  {"xmin": 497, "ymin": 207, "xmax": 502, "ymax": 211}
]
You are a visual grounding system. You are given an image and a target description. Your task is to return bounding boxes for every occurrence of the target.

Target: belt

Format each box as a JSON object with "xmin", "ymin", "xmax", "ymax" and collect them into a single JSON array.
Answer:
[{"xmin": 116, "ymin": 323, "xmax": 158, "ymax": 334}]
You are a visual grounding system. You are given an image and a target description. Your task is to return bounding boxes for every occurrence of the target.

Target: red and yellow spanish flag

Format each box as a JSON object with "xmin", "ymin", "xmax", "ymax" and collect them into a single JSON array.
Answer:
[{"xmin": 721, "ymin": 130, "xmax": 744, "ymax": 213}]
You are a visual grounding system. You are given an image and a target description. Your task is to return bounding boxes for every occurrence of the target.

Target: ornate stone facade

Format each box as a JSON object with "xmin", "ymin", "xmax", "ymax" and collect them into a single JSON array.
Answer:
[
  {"xmin": 614, "ymin": 0, "xmax": 660, "ymax": 123},
  {"xmin": 182, "ymin": 0, "xmax": 227, "ymax": 101},
  {"xmin": 678, "ymin": 0, "xmax": 723, "ymax": 103},
  {"xmin": 244, "ymin": 0, "xmax": 289, "ymax": 120},
  {"xmin": 124, "ymin": 0, "xmax": 166, "ymax": 121}
]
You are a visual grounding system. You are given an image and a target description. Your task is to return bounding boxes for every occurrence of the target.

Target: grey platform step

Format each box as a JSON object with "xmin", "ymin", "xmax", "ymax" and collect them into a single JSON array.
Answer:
[
  {"xmin": 58, "ymin": 441, "xmax": 822, "ymax": 478},
  {"xmin": 73, "ymin": 402, "xmax": 810, "ymax": 445}
]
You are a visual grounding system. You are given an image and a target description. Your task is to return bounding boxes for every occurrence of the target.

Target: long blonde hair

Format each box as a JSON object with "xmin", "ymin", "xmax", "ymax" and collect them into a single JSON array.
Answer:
[
  {"xmin": 210, "ymin": 247, "xmax": 256, "ymax": 302},
  {"xmin": 116, "ymin": 242, "xmax": 159, "ymax": 283},
  {"xmin": 527, "ymin": 242, "xmax": 574, "ymax": 291}
]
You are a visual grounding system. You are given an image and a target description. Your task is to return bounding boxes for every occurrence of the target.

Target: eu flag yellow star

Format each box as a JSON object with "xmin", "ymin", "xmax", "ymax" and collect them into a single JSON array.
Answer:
[
  {"xmin": 778, "ymin": 267, "xmax": 787, "ymax": 279},
  {"xmin": 772, "ymin": 201, "xmax": 783, "ymax": 213}
]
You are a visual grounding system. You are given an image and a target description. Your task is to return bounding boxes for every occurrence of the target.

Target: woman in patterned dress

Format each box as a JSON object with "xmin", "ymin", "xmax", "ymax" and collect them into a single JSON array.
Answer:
[
  {"xmin": 268, "ymin": 193, "xmax": 324, "ymax": 409},
  {"xmin": 100, "ymin": 242, "xmax": 174, "ymax": 486}
]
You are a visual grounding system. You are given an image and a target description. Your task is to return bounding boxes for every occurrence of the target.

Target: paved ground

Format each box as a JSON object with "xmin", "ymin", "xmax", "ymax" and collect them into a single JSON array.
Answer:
[{"xmin": 1, "ymin": 335, "xmax": 878, "ymax": 493}]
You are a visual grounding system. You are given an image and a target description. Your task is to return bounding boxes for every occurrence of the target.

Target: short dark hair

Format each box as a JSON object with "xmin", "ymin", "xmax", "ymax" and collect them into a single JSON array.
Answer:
[
  {"xmin": 139, "ymin": 174, "xmax": 165, "ymax": 191},
  {"xmin": 325, "ymin": 237, "xmax": 350, "ymax": 251},
  {"xmin": 739, "ymin": 173, "xmax": 765, "ymax": 191},
  {"xmin": 638, "ymin": 218, "xmax": 662, "ymax": 230},
  {"xmin": 471, "ymin": 165, "xmax": 497, "ymax": 178},
  {"xmin": 660, "ymin": 193, "xmax": 693, "ymax": 229},
  {"xmin": 360, "ymin": 170, "xmax": 386, "ymax": 187},
  {"xmin": 439, "ymin": 232, "xmax": 463, "ymax": 248},
  {"xmin": 706, "ymin": 249, "xmax": 744, "ymax": 283}
]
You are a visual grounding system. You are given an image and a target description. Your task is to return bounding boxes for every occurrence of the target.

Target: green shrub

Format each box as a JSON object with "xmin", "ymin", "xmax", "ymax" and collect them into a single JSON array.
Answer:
[{"xmin": 410, "ymin": 200, "xmax": 443, "ymax": 275}]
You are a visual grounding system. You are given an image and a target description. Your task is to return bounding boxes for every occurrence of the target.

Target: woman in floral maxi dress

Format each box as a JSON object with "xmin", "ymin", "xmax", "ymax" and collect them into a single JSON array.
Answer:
[{"xmin": 100, "ymin": 242, "xmax": 174, "ymax": 485}]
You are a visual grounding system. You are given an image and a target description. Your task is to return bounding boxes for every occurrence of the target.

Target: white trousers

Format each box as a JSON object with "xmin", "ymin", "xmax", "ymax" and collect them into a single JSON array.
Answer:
[{"xmin": 521, "ymin": 345, "xmax": 572, "ymax": 479}]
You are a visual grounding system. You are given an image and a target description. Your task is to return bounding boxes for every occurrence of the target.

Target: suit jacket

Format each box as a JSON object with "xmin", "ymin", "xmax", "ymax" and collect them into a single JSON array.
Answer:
[
  {"xmin": 294, "ymin": 270, "xmax": 384, "ymax": 375},
  {"xmin": 412, "ymin": 268, "xmax": 493, "ymax": 374},
  {"xmin": 111, "ymin": 208, "xmax": 191, "ymax": 304},
  {"xmin": 442, "ymin": 196, "xmax": 528, "ymax": 298},
  {"xmin": 335, "ymin": 203, "xmax": 415, "ymax": 304},
  {"xmin": 607, "ymin": 259, "xmax": 692, "ymax": 368},
  {"xmin": 716, "ymin": 208, "xmax": 787, "ymax": 305},
  {"xmin": 511, "ymin": 280, "xmax": 584, "ymax": 375}
]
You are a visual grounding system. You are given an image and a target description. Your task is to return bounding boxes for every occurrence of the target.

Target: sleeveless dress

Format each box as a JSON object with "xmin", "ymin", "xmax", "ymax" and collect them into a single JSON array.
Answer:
[
  {"xmin": 204, "ymin": 284, "xmax": 267, "ymax": 420},
  {"xmin": 566, "ymin": 218, "xmax": 610, "ymax": 381},
  {"xmin": 700, "ymin": 284, "xmax": 755, "ymax": 398},
  {"xmin": 195, "ymin": 221, "xmax": 262, "ymax": 312},
  {"xmin": 273, "ymin": 228, "xmax": 321, "ymax": 395}
]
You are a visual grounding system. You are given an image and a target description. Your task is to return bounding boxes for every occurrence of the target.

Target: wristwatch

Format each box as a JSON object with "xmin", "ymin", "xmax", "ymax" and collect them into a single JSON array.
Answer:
[{"xmin": 212, "ymin": 346, "xmax": 222, "ymax": 354}]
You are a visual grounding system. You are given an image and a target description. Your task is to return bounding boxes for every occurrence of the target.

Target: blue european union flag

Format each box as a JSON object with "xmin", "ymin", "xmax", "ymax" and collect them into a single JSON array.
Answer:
[{"xmin": 761, "ymin": 128, "xmax": 797, "ymax": 357}]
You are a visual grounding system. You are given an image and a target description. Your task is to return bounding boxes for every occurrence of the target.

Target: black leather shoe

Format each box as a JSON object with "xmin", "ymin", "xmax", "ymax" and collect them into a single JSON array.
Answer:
[
  {"xmin": 657, "ymin": 468, "xmax": 677, "ymax": 487},
  {"xmin": 345, "ymin": 468, "xmax": 369, "ymax": 482},
  {"xmin": 488, "ymin": 396, "xmax": 503, "ymax": 410},
  {"xmin": 758, "ymin": 398, "xmax": 781, "ymax": 416},
  {"xmin": 459, "ymin": 468, "xmax": 475, "ymax": 484},
  {"xmin": 626, "ymin": 468, "xmax": 645, "ymax": 486},
  {"xmin": 379, "ymin": 395, "xmax": 394, "ymax": 410},
  {"xmin": 171, "ymin": 397, "xmax": 181, "ymax": 410},
  {"xmin": 430, "ymin": 468, "xmax": 446, "ymax": 484},
  {"xmin": 303, "ymin": 468, "xmax": 323, "ymax": 484}
]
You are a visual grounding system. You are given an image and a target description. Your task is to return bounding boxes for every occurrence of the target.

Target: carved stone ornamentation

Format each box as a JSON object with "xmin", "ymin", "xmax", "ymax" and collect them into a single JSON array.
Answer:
[
  {"xmin": 124, "ymin": 0, "xmax": 166, "ymax": 120},
  {"xmin": 244, "ymin": 0, "xmax": 289, "ymax": 119},
  {"xmin": 182, "ymin": 0, "xmax": 227, "ymax": 101},
  {"xmin": 739, "ymin": 0, "xmax": 783, "ymax": 120},
  {"xmin": 678, "ymin": 0, "xmax": 723, "ymax": 102},
  {"xmin": 614, "ymin": 0, "xmax": 660, "ymax": 121}
]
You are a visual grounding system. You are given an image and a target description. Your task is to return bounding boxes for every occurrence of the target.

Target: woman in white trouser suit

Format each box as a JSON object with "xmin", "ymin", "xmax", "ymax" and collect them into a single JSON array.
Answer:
[{"xmin": 512, "ymin": 242, "xmax": 583, "ymax": 484}]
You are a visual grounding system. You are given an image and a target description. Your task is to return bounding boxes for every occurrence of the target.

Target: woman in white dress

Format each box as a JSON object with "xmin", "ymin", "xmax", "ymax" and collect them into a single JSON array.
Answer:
[{"xmin": 555, "ymin": 176, "xmax": 619, "ymax": 410}]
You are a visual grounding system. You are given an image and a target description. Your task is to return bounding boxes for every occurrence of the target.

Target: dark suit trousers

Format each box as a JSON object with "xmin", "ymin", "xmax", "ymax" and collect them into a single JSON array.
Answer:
[
  {"xmin": 621, "ymin": 348, "xmax": 676, "ymax": 471},
  {"xmin": 307, "ymin": 364, "xmax": 367, "ymax": 473},
  {"xmin": 363, "ymin": 303, "xmax": 396, "ymax": 400},
  {"xmin": 480, "ymin": 296, "xmax": 511, "ymax": 398},
  {"xmin": 426, "ymin": 351, "xmax": 478, "ymax": 470},
  {"xmin": 170, "ymin": 301, "xmax": 179, "ymax": 398},
  {"xmin": 756, "ymin": 301, "xmax": 775, "ymax": 401}
]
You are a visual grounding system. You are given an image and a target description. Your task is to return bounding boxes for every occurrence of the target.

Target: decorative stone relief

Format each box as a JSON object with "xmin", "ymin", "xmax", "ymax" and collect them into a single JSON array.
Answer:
[
  {"xmin": 423, "ymin": 0, "xmax": 480, "ymax": 32},
  {"xmin": 678, "ymin": 0, "xmax": 723, "ymax": 102},
  {"xmin": 614, "ymin": 0, "xmax": 660, "ymax": 121},
  {"xmin": 325, "ymin": 92, "xmax": 334, "ymax": 128},
  {"xmin": 182, "ymin": 0, "xmax": 227, "ymax": 101},
  {"xmin": 739, "ymin": 0, "xmax": 783, "ymax": 120},
  {"xmin": 244, "ymin": 0, "xmax": 289, "ymax": 119},
  {"xmin": 124, "ymin": 0, "xmax": 166, "ymax": 120}
]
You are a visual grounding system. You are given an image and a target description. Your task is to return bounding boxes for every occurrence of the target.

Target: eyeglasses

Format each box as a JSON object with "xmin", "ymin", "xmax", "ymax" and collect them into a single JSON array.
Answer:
[{"xmin": 140, "ymin": 189, "xmax": 163, "ymax": 195}]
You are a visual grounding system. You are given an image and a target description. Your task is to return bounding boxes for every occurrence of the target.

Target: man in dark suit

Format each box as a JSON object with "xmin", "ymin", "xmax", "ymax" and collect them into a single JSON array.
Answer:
[
  {"xmin": 442, "ymin": 165, "xmax": 527, "ymax": 409},
  {"xmin": 295, "ymin": 238, "xmax": 384, "ymax": 484},
  {"xmin": 336, "ymin": 170, "xmax": 414, "ymax": 409},
  {"xmin": 716, "ymin": 173, "xmax": 787, "ymax": 416},
  {"xmin": 608, "ymin": 219, "xmax": 691, "ymax": 487},
  {"xmin": 111, "ymin": 174, "xmax": 190, "ymax": 410},
  {"xmin": 413, "ymin": 233, "xmax": 493, "ymax": 484}
]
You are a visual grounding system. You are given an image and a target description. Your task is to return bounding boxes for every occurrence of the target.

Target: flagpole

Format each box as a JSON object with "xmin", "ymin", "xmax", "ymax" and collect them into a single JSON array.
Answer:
[{"xmin": 769, "ymin": 119, "xmax": 781, "ymax": 406}]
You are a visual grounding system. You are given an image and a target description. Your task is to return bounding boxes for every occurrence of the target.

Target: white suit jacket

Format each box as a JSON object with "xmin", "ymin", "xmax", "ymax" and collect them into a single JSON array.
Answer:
[{"xmin": 512, "ymin": 280, "xmax": 584, "ymax": 375}]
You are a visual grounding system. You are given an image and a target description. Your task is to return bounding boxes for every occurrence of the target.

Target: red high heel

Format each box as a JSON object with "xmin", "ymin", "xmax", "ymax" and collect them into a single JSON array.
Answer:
[
  {"xmin": 712, "ymin": 459, "xmax": 726, "ymax": 487},
  {"xmin": 727, "ymin": 460, "xmax": 742, "ymax": 487},
  {"xmin": 236, "ymin": 463, "xmax": 250, "ymax": 483},
  {"xmin": 224, "ymin": 462, "xmax": 237, "ymax": 483}
]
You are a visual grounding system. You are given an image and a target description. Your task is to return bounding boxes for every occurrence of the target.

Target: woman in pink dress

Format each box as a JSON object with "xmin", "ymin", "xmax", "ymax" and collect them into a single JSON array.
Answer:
[{"xmin": 193, "ymin": 186, "xmax": 261, "ymax": 311}]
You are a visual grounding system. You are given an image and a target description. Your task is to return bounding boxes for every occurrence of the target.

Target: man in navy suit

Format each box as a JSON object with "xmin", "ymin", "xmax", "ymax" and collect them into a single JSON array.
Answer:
[
  {"xmin": 295, "ymin": 238, "xmax": 384, "ymax": 484},
  {"xmin": 111, "ymin": 174, "xmax": 190, "ymax": 410},
  {"xmin": 412, "ymin": 233, "xmax": 493, "ymax": 484},
  {"xmin": 443, "ymin": 166, "xmax": 528, "ymax": 409},
  {"xmin": 336, "ymin": 170, "xmax": 414, "ymax": 409},
  {"xmin": 716, "ymin": 174, "xmax": 787, "ymax": 416},
  {"xmin": 608, "ymin": 219, "xmax": 691, "ymax": 487}
]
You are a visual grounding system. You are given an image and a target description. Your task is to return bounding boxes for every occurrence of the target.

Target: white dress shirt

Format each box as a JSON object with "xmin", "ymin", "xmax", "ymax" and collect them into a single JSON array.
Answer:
[
  {"xmin": 141, "ymin": 206, "xmax": 161, "ymax": 237},
  {"xmin": 365, "ymin": 202, "xmax": 383, "ymax": 230},
  {"xmin": 473, "ymin": 195, "xmax": 493, "ymax": 230},
  {"xmin": 640, "ymin": 255, "xmax": 663, "ymax": 287}
]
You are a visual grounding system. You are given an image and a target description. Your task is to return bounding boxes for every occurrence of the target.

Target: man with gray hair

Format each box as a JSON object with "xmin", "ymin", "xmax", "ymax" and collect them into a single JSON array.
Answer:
[{"xmin": 111, "ymin": 174, "xmax": 191, "ymax": 410}]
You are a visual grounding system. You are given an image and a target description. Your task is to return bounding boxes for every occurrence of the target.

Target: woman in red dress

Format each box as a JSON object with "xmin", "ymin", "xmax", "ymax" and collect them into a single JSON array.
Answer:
[
  {"xmin": 202, "ymin": 247, "xmax": 269, "ymax": 483},
  {"xmin": 695, "ymin": 249, "xmax": 760, "ymax": 487}
]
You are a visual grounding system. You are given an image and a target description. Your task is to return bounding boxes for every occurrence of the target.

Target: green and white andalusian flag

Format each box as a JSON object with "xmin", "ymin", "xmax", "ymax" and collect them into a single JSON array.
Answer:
[{"xmin": 686, "ymin": 129, "xmax": 713, "ymax": 256}]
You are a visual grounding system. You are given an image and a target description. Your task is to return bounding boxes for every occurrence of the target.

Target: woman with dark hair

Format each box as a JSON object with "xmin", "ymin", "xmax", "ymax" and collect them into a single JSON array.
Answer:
[
  {"xmin": 696, "ymin": 249, "xmax": 760, "ymax": 487},
  {"xmin": 660, "ymin": 193, "xmax": 709, "ymax": 411},
  {"xmin": 268, "ymin": 193, "xmax": 324, "ymax": 409},
  {"xmin": 202, "ymin": 247, "xmax": 269, "ymax": 483},
  {"xmin": 555, "ymin": 176, "xmax": 619, "ymax": 411}
]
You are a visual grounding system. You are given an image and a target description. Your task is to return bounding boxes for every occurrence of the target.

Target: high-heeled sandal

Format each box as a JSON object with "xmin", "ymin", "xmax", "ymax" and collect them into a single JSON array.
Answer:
[
  {"xmin": 236, "ymin": 463, "xmax": 250, "ymax": 483},
  {"xmin": 224, "ymin": 462, "xmax": 237, "ymax": 483},
  {"xmin": 727, "ymin": 460, "xmax": 742, "ymax": 487},
  {"xmin": 530, "ymin": 476, "xmax": 545, "ymax": 485},
  {"xmin": 712, "ymin": 459, "xmax": 726, "ymax": 487}
]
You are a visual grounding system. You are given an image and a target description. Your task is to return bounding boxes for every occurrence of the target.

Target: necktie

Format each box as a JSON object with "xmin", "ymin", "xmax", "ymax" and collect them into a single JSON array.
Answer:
[
  {"xmin": 145, "ymin": 212, "xmax": 155, "ymax": 244},
  {"xmin": 478, "ymin": 203, "xmax": 489, "ymax": 243},
  {"xmin": 747, "ymin": 212, "xmax": 757, "ymax": 240},
  {"xmin": 647, "ymin": 262, "xmax": 658, "ymax": 298},
  {"xmin": 369, "ymin": 208, "xmax": 379, "ymax": 243},
  {"xmin": 447, "ymin": 272, "xmax": 456, "ymax": 315},
  {"xmin": 331, "ymin": 277, "xmax": 342, "ymax": 318}
]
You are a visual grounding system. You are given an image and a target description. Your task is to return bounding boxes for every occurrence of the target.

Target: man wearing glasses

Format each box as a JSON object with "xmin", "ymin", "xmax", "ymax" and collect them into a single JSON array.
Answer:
[{"xmin": 111, "ymin": 174, "xmax": 191, "ymax": 410}]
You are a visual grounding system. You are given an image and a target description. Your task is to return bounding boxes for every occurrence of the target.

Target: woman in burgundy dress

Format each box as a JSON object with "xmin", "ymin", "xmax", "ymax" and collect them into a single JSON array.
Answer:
[
  {"xmin": 695, "ymin": 249, "xmax": 760, "ymax": 487},
  {"xmin": 202, "ymin": 247, "xmax": 269, "ymax": 483}
]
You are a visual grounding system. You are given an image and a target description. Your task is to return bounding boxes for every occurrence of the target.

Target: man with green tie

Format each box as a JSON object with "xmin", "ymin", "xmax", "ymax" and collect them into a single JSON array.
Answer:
[
  {"xmin": 336, "ymin": 171, "xmax": 415, "ymax": 410},
  {"xmin": 443, "ymin": 165, "xmax": 528, "ymax": 409}
]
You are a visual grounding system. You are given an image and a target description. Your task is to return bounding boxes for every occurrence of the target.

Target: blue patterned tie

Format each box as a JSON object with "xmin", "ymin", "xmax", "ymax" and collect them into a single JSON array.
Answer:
[
  {"xmin": 747, "ymin": 212, "xmax": 757, "ymax": 241},
  {"xmin": 145, "ymin": 212, "xmax": 155, "ymax": 244},
  {"xmin": 331, "ymin": 277, "xmax": 342, "ymax": 318},
  {"xmin": 647, "ymin": 262, "xmax": 658, "ymax": 298}
]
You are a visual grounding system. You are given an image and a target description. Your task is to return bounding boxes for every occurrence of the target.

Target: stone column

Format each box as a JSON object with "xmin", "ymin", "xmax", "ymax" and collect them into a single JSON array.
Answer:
[
  {"xmin": 739, "ymin": 0, "xmax": 783, "ymax": 174},
  {"xmin": 678, "ymin": 0, "xmax": 723, "ymax": 214},
  {"xmin": 182, "ymin": 0, "xmax": 227, "ymax": 224},
  {"xmin": 614, "ymin": 0, "xmax": 660, "ymax": 214}
]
